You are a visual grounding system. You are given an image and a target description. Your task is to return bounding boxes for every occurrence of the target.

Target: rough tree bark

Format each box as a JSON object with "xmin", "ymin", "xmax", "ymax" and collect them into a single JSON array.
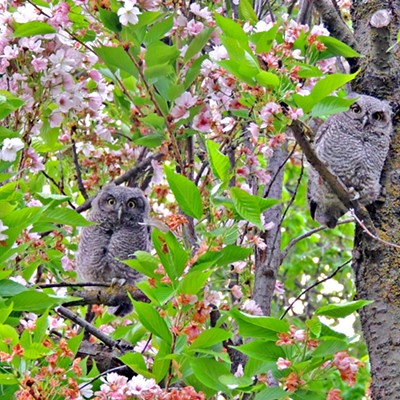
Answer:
[
  {"xmin": 254, "ymin": 147, "xmax": 286, "ymax": 315},
  {"xmin": 350, "ymin": 1, "xmax": 400, "ymax": 398}
]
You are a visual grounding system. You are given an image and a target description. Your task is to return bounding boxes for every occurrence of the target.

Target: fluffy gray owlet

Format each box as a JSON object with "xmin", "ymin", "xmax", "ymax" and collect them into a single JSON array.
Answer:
[
  {"xmin": 307, "ymin": 94, "xmax": 392, "ymax": 228},
  {"xmin": 76, "ymin": 184, "xmax": 151, "ymax": 316}
]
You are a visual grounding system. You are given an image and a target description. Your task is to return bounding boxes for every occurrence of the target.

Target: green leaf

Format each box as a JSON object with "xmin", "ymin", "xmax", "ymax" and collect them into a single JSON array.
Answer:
[
  {"xmin": 184, "ymin": 27, "xmax": 214, "ymax": 63},
  {"xmin": 318, "ymin": 36, "xmax": 361, "ymax": 58},
  {"xmin": 190, "ymin": 358, "xmax": 231, "ymax": 393},
  {"xmin": 306, "ymin": 317, "xmax": 322, "ymax": 337},
  {"xmin": 255, "ymin": 71, "xmax": 280, "ymax": 88},
  {"xmin": 0, "ymin": 91, "xmax": 25, "ymax": 119},
  {"xmin": 238, "ymin": 0, "xmax": 258, "ymax": 24},
  {"xmin": 0, "ymin": 279, "xmax": 29, "ymax": 297},
  {"xmin": 215, "ymin": 245, "xmax": 252, "ymax": 266},
  {"xmin": 123, "ymin": 251, "xmax": 158, "ymax": 278},
  {"xmin": 41, "ymin": 207, "xmax": 92, "ymax": 227},
  {"xmin": 119, "ymin": 352, "xmax": 155, "ymax": 378},
  {"xmin": 13, "ymin": 21, "xmax": 56, "ymax": 38},
  {"xmin": 312, "ymin": 339, "xmax": 348, "ymax": 358},
  {"xmin": 0, "ymin": 303, "xmax": 13, "ymax": 324},
  {"xmin": 311, "ymin": 96, "xmax": 355, "ymax": 117},
  {"xmin": 315, "ymin": 299, "xmax": 373, "ymax": 318},
  {"xmin": 10, "ymin": 291, "xmax": 62, "ymax": 312},
  {"xmin": 0, "ymin": 373, "xmax": 18, "ymax": 385},
  {"xmin": 250, "ymin": 25, "xmax": 278, "ymax": 53},
  {"xmin": 230, "ymin": 187, "xmax": 263, "ymax": 229},
  {"xmin": 145, "ymin": 16, "xmax": 174, "ymax": 45},
  {"xmin": 133, "ymin": 301, "xmax": 172, "ymax": 345},
  {"xmin": 214, "ymin": 13, "xmax": 248, "ymax": 48},
  {"xmin": 219, "ymin": 374, "xmax": 254, "ymax": 389},
  {"xmin": 178, "ymin": 270, "xmax": 213, "ymax": 295},
  {"xmin": 230, "ymin": 308, "xmax": 290, "ymax": 333},
  {"xmin": 0, "ymin": 324, "xmax": 19, "ymax": 346},
  {"xmin": 145, "ymin": 41, "xmax": 180, "ymax": 67},
  {"xmin": 164, "ymin": 165, "xmax": 203, "ymax": 219},
  {"xmin": 293, "ymin": 71, "xmax": 359, "ymax": 113},
  {"xmin": 152, "ymin": 229, "xmax": 188, "ymax": 280},
  {"xmin": 255, "ymin": 387, "xmax": 290, "ymax": 400},
  {"xmin": 190, "ymin": 328, "xmax": 232, "ymax": 350},
  {"xmin": 23, "ymin": 343, "xmax": 52, "ymax": 359},
  {"xmin": 95, "ymin": 45, "xmax": 138, "ymax": 78},
  {"xmin": 35, "ymin": 192, "xmax": 70, "ymax": 205},
  {"xmin": 152, "ymin": 340, "xmax": 170, "ymax": 383},
  {"xmin": 206, "ymin": 140, "xmax": 230, "ymax": 182},
  {"xmin": 233, "ymin": 340, "xmax": 285, "ymax": 361},
  {"xmin": 98, "ymin": 8, "xmax": 122, "ymax": 32}
]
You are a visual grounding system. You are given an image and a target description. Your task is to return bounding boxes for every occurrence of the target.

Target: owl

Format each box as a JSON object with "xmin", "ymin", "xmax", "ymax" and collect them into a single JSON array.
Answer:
[
  {"xmin": 76, "ymin": 184, "xmax": 151, "ymax": 315},
  {"xmin": 307, "ymin": 94, "xmax": 392, "ymax": 228}
]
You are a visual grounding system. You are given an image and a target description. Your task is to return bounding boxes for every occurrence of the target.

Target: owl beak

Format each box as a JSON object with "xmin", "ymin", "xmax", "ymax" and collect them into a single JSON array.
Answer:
[
  {"xmin": 362, "ymin": 115, "xmax": 370, "ymax": 128},
  {"xmin": 117, "ymin": 205, "xmax": 123, "ymax": 222}
]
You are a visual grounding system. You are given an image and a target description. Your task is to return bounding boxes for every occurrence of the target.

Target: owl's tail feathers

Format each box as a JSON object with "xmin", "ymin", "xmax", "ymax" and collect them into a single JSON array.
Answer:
[{"xmin": 108, "ymin": 302, "xmax": 133, "ymax": 317}]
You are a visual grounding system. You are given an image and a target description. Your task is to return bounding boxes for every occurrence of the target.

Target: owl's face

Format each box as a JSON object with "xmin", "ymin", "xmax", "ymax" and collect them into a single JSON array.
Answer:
[
  {"xmin": 344, "ymin": 94, "xmax": 392, "ymax": 133},
  {"xmin": 92, "ymin": 184, "xmax": 149, "ymax": 225}
]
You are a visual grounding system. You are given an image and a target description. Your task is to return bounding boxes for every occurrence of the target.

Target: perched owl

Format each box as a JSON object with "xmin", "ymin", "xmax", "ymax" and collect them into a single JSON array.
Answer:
[
  {"xmin": 307, "ymin": 94, "xmax": 392, "ymax": 228},
  {"xmin": 76, "ymin": 184, "xmax": 151, "ymax": 315}
]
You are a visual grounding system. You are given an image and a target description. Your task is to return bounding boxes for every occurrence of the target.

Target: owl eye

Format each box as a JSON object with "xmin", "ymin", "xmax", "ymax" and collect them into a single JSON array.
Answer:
[
  {"xmin": 350, "ymin": 103, "xmax": 362, "ymax": 114},
  {"xmin": 372, "ymin": 112, "xmax": 384, "ymax": 121},
  {"xmin": 127, "ymin": 200, "xmax": 136, "ymax": 208},
  {"xmin": 107, "ymin": 198, "xmax": 116, "ymax": 206}
]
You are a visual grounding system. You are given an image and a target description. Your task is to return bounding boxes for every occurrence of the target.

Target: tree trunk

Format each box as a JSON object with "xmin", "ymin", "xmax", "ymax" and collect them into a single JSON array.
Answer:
[
  {"xmin": 351, "ymin": 1, "xmax": 400, "ymax": 398},
  {"xmin": 253, "ymin": 147, "xmax": 286, "ymax": 315}
]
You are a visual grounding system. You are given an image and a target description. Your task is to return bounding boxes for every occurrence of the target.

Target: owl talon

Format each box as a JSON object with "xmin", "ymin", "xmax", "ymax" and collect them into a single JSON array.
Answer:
[{"xmin": 111, "ymin": 278, "xmax": 126, "ymax": 286}]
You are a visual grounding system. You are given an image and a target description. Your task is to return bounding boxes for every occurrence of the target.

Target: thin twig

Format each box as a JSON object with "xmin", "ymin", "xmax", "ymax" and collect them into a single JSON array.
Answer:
[
  {"xmin": 280, "ymin": 259, "xmax": 352, "ymax": 319},
  {"xmin": 36, "ymin": 282, "xmax": 110, "ymax": 289},
  {"xmin": 56, "ymin": 306, "xmax": 118, "ymax": 348},
  {"xmin": 280, "ymin": 218, "xmax": 354, "ymax": 263},
  {"xmin": 76, "ymin": 153, "xmax": 163, "ymax": 213},
  {"xmin": 71, "ymin": 139, "xmax": 89, "ymax": 200},
  {"xmin": 264, "ymin": 144, "xmax": 297, "ymax": 198},
  {"xmin": 79, "ymin": 365, "xmax": 128, "ymax": 390},
  {"xmin": 40, "ymin": 171, "xmax": 76, "ymax": 210},
  {"xmin": 350, "ymin": 209, "xmax": 400, "ymax": 250}
]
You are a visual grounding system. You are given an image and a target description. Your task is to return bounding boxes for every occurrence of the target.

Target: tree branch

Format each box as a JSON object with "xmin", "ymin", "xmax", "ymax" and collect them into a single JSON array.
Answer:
[
  {"xmin": 313, "ymin": 0, "xmax": 359, "ymax": 54},
  {"xmin": 280, "ymin": 218, "xmax": 354, "ymax": 263},
  {"xmin": 76, "ymin": 152, "xmax": 163, "ymax": 213},
  {"xmin": 56, "ymin": 306, "xmax": 118, "ymax": 348},
  {"xmin": 71, "ymin": 139, "xmax": 89, "ymax": 200},
  {"xmin": 280, "ymin": 258, "xmax": 352, "ymax": 319}
]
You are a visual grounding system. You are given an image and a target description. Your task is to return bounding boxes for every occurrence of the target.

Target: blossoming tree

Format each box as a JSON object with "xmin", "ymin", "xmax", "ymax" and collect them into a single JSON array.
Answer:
[{"xmin": 0, "ymin": 0, "xmax": 398, "ymax": 399}]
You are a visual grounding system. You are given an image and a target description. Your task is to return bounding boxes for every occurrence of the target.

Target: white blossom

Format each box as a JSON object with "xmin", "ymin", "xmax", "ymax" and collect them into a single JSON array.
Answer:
[
  {"xmin": 118, "ymin": 1, "xmax": 141, "ymax": 26},
  {"xmin": 0, "ymin": 138, "xmax": 24, "ymax": 162},
  {"xmin": 0, "ymin": 220, "xmax": 9, "ymax": 241}
]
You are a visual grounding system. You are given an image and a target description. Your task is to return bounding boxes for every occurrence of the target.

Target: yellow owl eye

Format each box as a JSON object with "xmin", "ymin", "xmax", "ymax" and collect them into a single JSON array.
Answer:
[
  {"xmin": 127, "ymin": 200, "xmax": 136, "ymax": 208},
  {"xmin": 350, "ymin": 103, "xmax": 362, "ymax": 114},
  {"xmin": 107, "ymin": 198, "xmax": 116, "ymax": 206},
  {"xmin": 372, "ymin": 112, "xmax": 384, "ymax": 121}
]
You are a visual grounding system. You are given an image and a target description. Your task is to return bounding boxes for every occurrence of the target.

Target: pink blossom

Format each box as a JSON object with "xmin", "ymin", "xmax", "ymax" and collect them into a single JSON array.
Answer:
[
  {"xmin": 0, "ymin": 220, "xmax": 9, "ymax": 241},
  {"xmin": 254, "ymin": 169, "xmax": 271, "ymax": 185},
  {"xmin": 231, "ymin": 285, "xmax": 243, "ymax": 299},
  {"xmin": 248, "ymin": 122, "xmax": 260, "ymax": 141},
  {"xmin": 187, "ymin": 19, "xmax": 204, "ymax": 36},
  {"xmin": 32, "ymin": 56, "xmax": 48, "ymax": 72},
  {"xmin": 27, "ymin": 199, "xmax": 43, "ymax": 207},
  {"xmin": 189, "ymin": 3, "xmax": 212, "ymax": 21},
  {"xmin": 96, "ymin": 372, "xmax": 129, "ymax": 399},
  {"xmin": 56, "ymin": 92, "xmax": 73, "ymax": 113},
  {"xmin": 50, "ymin": 112, "xmax": 64, "ymax": 128},
  {"xmin": 151, "ymin": 159, "xmax": 163, "ymax": 184},
  {"xmin": 1, "ymin": 45, "xmax": 19, "ymax": 60},
  {"xmin": 209, "ymin": 45, "xmax": 228, "ymax": 61},
  {"xmin": 291, "ymin": 49, "xmax": 304, "ymax": 60},
  {"xmin": 288, "ymin": 106, "xmax": 304, "ymax": 120},
  {"xmin": 48, "ymin": 2, "xmax": 71, "ymax": 29},
  {"xmin": 274, "ymin": 280, "xmax": 285, "ymax": 294},
  {"xmin": 61, "ymin": 255, "xmax": 75, "ymax": 272},
  {"xmin": 293, "ymin": 329, "xmax": 306, "ymax": 341},
  {"xmin": 276, "ymin": 357, "xmax": 291, "ymax": 370},
  {"xmin": 99, "ymin": 324, "xmax": 115, "ymax": 334},
  {"xmin": 232, "ymin": 261, "xmax": 247, "ymax": 274},
  {"xmin": 192, "ymin": 108, "xmax": 212, "ymax": 132},
  {"xmin": 254, "ymin": 20, "xmax": 274, "ymax": 33},
  {"xmin": 89, "ymin": 69, "xmax": 102, "ymax": 82},
  {"xmin": 310, "ymin": 24, "xmax": 330, "ymax": 37},
  {"xmin": 48, "ymin": 316, "xmax": 66, "ymax": 330},
  {"xmin": 241, "ymin": 299, "xmax": 263, "ymax": 316},
  {"xmin": 234, "ymin": 364, "xmax": 244, "ymax": 377},
  {"xmin": 203, "ymin": 286, "xmax": 221, "ymax": 307},
  {"xmin": 176, "ymin": 91, "xmax": 198, "ymax": 108},
  {"xmin": 126, "ymin": 375, "xmax": 162, "ymax": 398},
  {"xmin": 20, "ymin": 318, "xmax": 37, "ymax": 332}
]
